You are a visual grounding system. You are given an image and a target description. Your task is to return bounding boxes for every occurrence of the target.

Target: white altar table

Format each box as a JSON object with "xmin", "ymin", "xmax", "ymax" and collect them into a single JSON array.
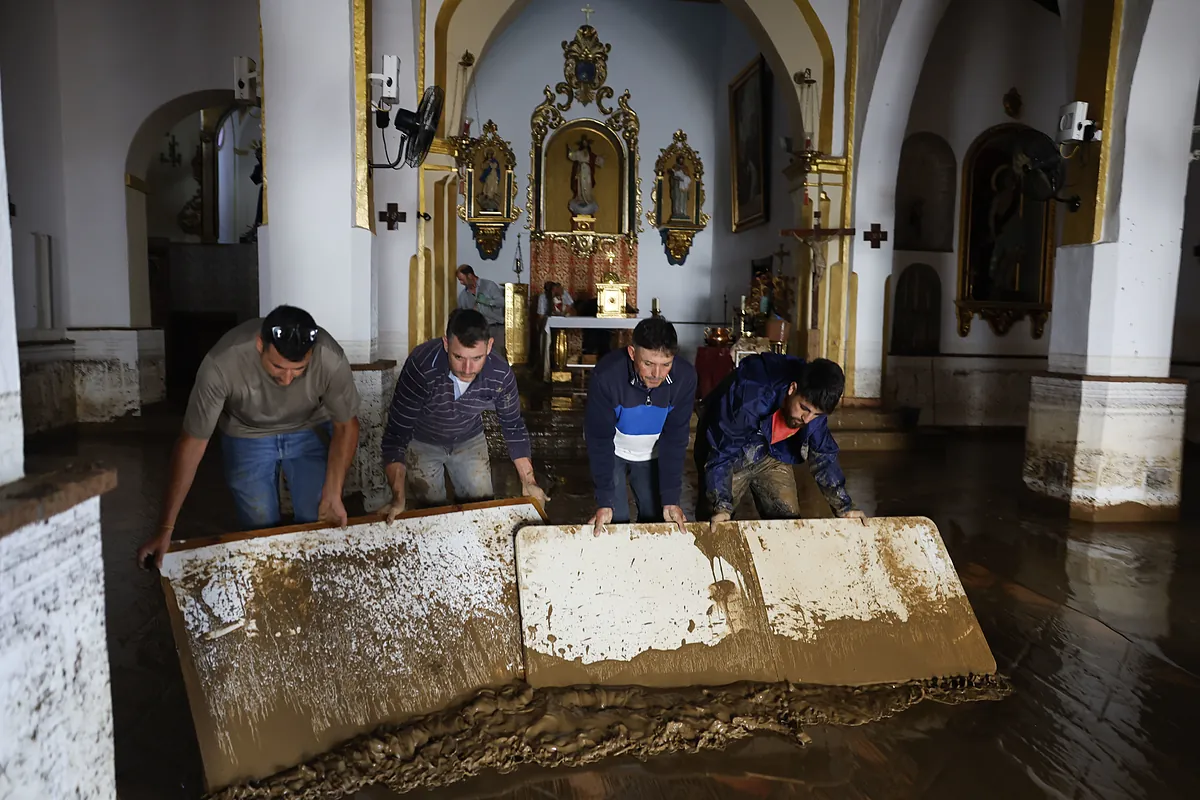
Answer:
[{"xmin": 542, "ymin": 316, "xmax": 642, "ymax": 380}]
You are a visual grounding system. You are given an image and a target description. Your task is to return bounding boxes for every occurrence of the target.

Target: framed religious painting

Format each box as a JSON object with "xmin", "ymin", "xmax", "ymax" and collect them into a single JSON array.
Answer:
[
  {"xmin": 647, "ymin": 130, "xmax": 709, "ymax": 265},
  {"xmin": 729, "ymin": 55, "xmax": 772, "ymax": 232},
  {"xmin": 955, "ymin": 123, "xmax": 1056, "ymax": 338},
  {"xmin": 456, "ymin": 120, "xmax": 521, "ymax": 260}
]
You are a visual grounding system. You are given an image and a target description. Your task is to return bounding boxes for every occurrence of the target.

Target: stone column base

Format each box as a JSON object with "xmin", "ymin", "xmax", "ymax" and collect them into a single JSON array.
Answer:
[
  {"xmin": 1023, "ymin": 374, "xmax": 1187, "ymax": 522},
  {"xmin": 67, "ymin": 328, "xmax": 164, "ymax": 422},
  {"xmin": 346, "ymin": 361, "xmax": 398, "ymax": 513}
]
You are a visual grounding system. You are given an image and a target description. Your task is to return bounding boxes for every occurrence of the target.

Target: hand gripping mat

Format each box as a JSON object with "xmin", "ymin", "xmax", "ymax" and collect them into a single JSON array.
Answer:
[
  {"xmin": 515, "ymin": 516, "xmax": 996, "ymax": 688},
  {"xmin": 159, "ymin": 499, "xmax": 542, "ymax": 792}
]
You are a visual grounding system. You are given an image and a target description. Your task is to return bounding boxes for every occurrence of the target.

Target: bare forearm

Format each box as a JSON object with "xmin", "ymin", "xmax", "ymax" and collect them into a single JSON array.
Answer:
[
  {"xmin": 513, "ymin": 456, "xmax": 536, "ymax": 485},
  {"xmin": 158, "ymin": 434, "xmax": 210, "ymax": 530},
  {"xmin": 385, "ymin": 462, "xmax": 407, "ymax": 496}
]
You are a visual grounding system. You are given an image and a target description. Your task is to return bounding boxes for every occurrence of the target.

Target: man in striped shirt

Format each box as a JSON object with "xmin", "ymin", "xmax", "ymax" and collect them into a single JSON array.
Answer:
[{"xmin": 379, "ymin": 308, "xmax": 548, "ymax": 519}]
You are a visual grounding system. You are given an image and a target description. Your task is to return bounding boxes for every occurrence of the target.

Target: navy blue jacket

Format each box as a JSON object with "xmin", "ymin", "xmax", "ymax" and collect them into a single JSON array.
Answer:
[
  {"xmin": 702, "ymin": 353, "xmax": 853, "ymax": 515},
  {"xmin": 585, "ymin": 349, "xmax": 697, "ymax": 508}
]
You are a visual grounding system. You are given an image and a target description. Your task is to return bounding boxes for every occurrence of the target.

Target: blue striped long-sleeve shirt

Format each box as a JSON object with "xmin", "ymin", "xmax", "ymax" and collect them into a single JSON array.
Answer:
[{"xmin": 381, "ymin": 338, "xmax": 531, "ymax": 465}]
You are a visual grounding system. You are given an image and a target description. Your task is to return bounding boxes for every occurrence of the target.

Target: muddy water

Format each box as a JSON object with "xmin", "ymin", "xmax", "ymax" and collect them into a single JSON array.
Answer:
[{"xmin": 25, "ymin": 404, "xmax": 1200, "ymax": 799}]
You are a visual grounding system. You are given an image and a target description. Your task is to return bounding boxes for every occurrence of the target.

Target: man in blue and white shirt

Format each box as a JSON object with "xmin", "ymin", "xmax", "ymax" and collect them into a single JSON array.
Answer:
[
  {"xmin": 380, "ymin": 308, "xmax": 547, "ymax": 519},
  {"xmin": 584, "ymin": 318, "xmax": 697, "ymax": 535}
]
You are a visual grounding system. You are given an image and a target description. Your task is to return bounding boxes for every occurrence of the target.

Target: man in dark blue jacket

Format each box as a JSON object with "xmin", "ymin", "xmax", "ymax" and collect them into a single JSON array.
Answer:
[
  {"xmin": 695, "ymin": 353, "xmax": 863, "ymax": 524},
  {"xmin": 585, "ymin": 318, "xmax": 697, "ymax": 535}
]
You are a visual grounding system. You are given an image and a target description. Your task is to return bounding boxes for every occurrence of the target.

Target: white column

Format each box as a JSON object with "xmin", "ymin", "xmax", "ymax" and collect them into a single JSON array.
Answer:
[
  {"xmin": 373, "ymin": 0, "xmax": 419, "ymax": 362},
  {"xmin": 0, "ymin": 77, "xmax": 25, "ymax": 485},
  {"xmin": 1023, "ymin": 0, "xmax": 1200, "ymax": 521},
  {"xmin": 258, "ymin": 0, "xmax": 376, "ymax": 363}
]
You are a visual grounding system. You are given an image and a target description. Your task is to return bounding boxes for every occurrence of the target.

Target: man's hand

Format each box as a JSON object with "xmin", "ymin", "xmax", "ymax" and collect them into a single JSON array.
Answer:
[
  {"xmin": 379, "ymin": 489, "xmax": 406, "ymax": 523},
  {"xmin": 318, "ymin": 491, "xmax": 349, "ymax": 528},
  {"xmin": 522, "ymin": 482, "xmax": 548, "ymax": 508},
  {"xmin": 587, "ymin": 507, "xmax": 614, "ymax": 537},
  {"xmin": 136, "ymin": 528, "xmax": 174, "ymax": 571},
  {"xmin": 838, "ymin": 508, "xmax": 868, "ymax": 525},
  {"xmin": 664, "ymin": 505, "xmax": 688, "ymax": 534},
  {"xmin": 710, "ymin": 510, "xmax": 732, "ymax": 531}
]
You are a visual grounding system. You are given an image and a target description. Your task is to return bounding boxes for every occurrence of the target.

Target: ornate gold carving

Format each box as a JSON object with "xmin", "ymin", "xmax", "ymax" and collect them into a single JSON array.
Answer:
[
  {"xmin": 504, "ymin": 282, "xmax": 528, "ymax": 365},
  {"xmin": 555, "ymin": 25, "xmax": 613, "ymax": 114},
  {"xmin": 455, "ymin": 119, "xmax": 521, "ymax": 260},
  {"xmin": 647, "ymin": 129, "xmax": 709, "ymax": 266},
  {"xmin": 353, "ymin": 0, "xmax": 372, "ymax": 231},
  {"xmin": 956, "ymin": 302, "xmax": 1050, "ymax": 339},
  {"xmin": 596, "ymin": 272, "xmax": 629, "ymax": 318}
]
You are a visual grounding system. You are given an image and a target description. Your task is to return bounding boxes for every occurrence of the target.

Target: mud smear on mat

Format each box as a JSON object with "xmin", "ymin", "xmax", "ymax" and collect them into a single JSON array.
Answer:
[{"xmin": 207, "ymin": 675, "xmax": 1011, "ymax": 800}]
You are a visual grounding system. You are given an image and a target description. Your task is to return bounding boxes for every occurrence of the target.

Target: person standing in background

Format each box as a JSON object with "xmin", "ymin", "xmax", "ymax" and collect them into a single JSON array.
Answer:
[{"xmin": 456, "ymin": 264, "xmax": 507, "ymax": 359}]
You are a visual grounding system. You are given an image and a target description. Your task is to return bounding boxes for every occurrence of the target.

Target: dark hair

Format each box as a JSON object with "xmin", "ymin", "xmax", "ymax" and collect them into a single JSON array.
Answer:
[
  {"xmin": 261, "ymin": 305, "xmax": 319, "ymax": 362},
  {"xmin": 632, "ymin": 317, "xmax": 679, "ymax": 356},
  {"xmin": 795, "ymin": 358, "xmax": 845, "ymax": 414},
  {"xmin": 457, "ymin": 264, "xmax": 475, "ymax": 277},
  {"xmin": 446, "ymin": 307, "xmax": 491, "ymax": 347}
]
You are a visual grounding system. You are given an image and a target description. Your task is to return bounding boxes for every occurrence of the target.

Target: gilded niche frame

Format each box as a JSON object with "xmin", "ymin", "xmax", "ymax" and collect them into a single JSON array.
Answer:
[
  {"xmin": 456, "ymin": 119, "xmax": 522, "ymax": 260},
  {"xmin": 647, "ymin": 129, "xmax": 709, "ymax": 265},
  {"xmin": 527, "ymin": 86, "xmax": 641, "ymax": 256},
  {"xmin": 955, "ymin": 123, "xmax": 1056, "ymax": 338}
]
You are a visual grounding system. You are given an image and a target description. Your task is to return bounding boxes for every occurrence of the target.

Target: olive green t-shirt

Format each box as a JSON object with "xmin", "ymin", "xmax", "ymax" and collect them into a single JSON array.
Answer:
[{"xmin": 182, "ymin": 319, "xmax": 361, "ymax": 440}]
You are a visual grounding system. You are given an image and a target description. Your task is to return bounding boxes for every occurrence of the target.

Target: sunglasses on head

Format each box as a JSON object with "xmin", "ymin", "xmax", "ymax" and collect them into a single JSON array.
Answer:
[{"xmin": 270, "ymin": 324, "xmax": 318, "ymax": 346}]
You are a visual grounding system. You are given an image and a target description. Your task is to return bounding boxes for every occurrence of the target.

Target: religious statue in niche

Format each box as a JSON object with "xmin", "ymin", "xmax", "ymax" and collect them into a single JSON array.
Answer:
[
  {"xmin": 894, "ymin": 132, "xmax": 955, "ymax": 252},
  {"xmin": 729, "ymin": 55, "xmax": 771, "ymax": 232},
  {"xmin": 956, "ymin": 124, "xmax": 1055, "ymax": 338},
  {"xmin": 456, "ymin": 119, "xmax": 521, "ymax": 260},
  {"xmin": 647, "ymin": 129, "xmax": 709, "ymax": 265},
  {"xmin": 568, "ymin": 135, "xmax": 604, "ymax": 216}
]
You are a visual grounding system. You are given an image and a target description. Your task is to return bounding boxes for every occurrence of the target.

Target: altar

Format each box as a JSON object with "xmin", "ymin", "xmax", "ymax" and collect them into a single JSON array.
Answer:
[{"xmin": 542, "ymin": 315, "xmax": 641, "ymax": 381}]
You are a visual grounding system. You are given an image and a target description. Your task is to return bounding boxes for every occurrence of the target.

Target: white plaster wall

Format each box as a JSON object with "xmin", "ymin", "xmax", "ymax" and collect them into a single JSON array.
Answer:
[
  {"xmin": 43, "ymin": 0, "xmax": 255, "ymax": 328},
  {"xmin": 0, "ymin": 497, "xmax": 115, "ymax": 799},
  {"xmin": 711, "ymin": 20, "xmax": 794, "ymax": 325},
  {"xmin": 850, "ymin": 0, "xmax": 951, "ymax": 398},
  {"xmin": 0, "ymin": 0, "xmax": 69, "ymax": 333},
  {"xmin": 886, "ymin": 354, "xmax": 1044, "ymax": 427},
  {"xmin": 0, "ymin": 76, "xmax": 24, "ymax": 485},
  {"xmin": 458, "ymin": 0, "xmax": 746, "ymax": 327},
  {"xmin": 374, "ymin": 0, "xmax": 419, "ymax": 362},
  {"xmin": 145, "ymin": 112, "xmax": 203, "ymax": 242},
  {"xmin": 901, "ymin": 0, "xmax": 1067, "ymax": 358}
]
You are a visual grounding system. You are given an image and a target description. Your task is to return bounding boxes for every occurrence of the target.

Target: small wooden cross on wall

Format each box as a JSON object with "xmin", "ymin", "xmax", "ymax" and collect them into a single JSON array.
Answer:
[
  {"xmin": 863, "ymin": 223, "xmax": 888, "ymax": 249},
  {"xmin": 379, "ymin": 202, "xmax": 406, "ymax": 231}
]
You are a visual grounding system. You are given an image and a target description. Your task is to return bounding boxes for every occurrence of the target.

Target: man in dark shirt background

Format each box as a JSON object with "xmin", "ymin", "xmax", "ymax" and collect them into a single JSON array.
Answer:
[{"xmin": 380, "ymin": 309, "xmax": 548, "ymax": 519}]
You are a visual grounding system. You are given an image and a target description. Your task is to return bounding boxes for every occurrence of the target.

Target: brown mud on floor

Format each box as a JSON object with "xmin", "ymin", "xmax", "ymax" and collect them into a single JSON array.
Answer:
[
  {"xmin": 24, "ymin": 406, "xmax": 1200, "ymax": 799},
  {"xmin": 207, "ymin": 675, "xmax": 1010, "ymax": 800}
]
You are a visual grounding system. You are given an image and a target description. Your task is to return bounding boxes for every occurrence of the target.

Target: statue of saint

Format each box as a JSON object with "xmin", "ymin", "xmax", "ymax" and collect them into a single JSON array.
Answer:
[
  {"xmin": 568, "ymin": 135, "xmax": 603, "ymax": 216},
  {"xmin": 667, "ymin": 155, "xmax": 691, "ymax": 220},
  {"xmin": 478, "ymin": 149, "xmax": 502, "ymax": 212}
]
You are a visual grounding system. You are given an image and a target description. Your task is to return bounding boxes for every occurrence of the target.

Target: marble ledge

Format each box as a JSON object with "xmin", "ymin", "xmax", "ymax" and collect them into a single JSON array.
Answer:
[{"xmin": 0, "ymin": 464, "xmax": 118, "ymax": 541}]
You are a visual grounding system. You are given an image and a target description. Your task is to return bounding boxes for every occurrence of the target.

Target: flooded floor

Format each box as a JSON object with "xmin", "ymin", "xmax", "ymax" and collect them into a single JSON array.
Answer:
[{"xmin": 26, "ymin": 406, "xmax": 1200, "ymax": 800}]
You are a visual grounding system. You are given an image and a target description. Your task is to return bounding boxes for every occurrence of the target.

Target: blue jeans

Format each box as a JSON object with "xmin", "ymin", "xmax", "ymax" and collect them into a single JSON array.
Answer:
[
  {"xmin": 221, "ymin": 423, "xmax": 331, "ymax": 530},
  {"xmin": 612, "ymin": 457, "xmax": 662, "ymax": 523}
]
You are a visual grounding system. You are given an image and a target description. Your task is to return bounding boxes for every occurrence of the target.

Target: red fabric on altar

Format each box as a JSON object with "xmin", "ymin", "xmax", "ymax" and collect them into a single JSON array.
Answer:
[
  {"xmin": 695, "ymin": 345, "xmax": 734, "ymax": 401},
  {"xmin": 529, "ymin": 236, "xmax": 639, "ymax": 308}
]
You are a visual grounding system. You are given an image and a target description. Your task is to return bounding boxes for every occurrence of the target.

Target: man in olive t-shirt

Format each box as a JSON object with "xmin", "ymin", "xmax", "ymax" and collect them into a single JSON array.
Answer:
[{"xmin": 137, "ymin": 305, "xmax": 361, "ymax": 569}]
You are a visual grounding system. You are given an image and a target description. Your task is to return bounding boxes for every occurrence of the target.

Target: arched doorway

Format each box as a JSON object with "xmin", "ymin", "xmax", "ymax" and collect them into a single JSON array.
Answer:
[{"xmin": 125, "ymin": 90, "xmax": 263, "ymax": 403}]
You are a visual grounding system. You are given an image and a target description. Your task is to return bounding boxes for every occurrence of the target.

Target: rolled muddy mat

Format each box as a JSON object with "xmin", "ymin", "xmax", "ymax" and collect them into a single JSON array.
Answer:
[
  {"xmin": 158, "ymin": 499, "xmax": 542, "ymax": 793},
  {"xmin": 516, "ymin": 516, "xmax": 997, "ymax": 687}
]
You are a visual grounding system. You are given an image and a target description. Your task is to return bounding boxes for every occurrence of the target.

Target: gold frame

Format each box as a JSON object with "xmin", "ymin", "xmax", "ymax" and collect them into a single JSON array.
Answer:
[
  {"xmin": 955, "ymin": 123, "xmax": 1056, "ymax": 338},
  {"xmin": 728, "ymin": 54, "xmax": 771, "ymax": 233},
  {"xmin": 647, "ymin": 129, "xmax": 709, "ymax": 266},
  {"xmin": 455, "ymin": 119, "xmax": 522, "ymax": 260},
  {"xmin": 527, "ymin": 85, "xmax": 641, "ymax": 257},
  {"xmin": 556, "ymin": 24, "xmax": 614, "ymax": 113}
]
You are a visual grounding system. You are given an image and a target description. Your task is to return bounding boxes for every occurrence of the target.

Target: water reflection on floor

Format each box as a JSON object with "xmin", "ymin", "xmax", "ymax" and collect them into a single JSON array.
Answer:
[{"xmin": 26, "ymin": 408, "xmax": 1200, "ymax": 800}]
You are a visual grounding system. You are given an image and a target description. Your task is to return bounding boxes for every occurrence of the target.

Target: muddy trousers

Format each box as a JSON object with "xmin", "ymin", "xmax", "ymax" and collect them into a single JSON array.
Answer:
[
  {"xmin": 695, "ymin": 456, "xmax": 801, "ymax": 521},
  {"xmin": 405, "ymin": 433, "xmax": 494, "ymax": 507}
]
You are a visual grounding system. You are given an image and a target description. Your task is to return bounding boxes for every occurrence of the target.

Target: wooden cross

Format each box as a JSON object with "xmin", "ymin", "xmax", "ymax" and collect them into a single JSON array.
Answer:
[
  {"xmin": 378, "ymin": 202, "xmax": 406, "ymax": 231},
  {"xmin": 863, "ymin": 223, "xmax": 889, "ymax": 249},
  {"xmin": 581, "ymin": 4, "xmax": 594, "ymax": 24}
]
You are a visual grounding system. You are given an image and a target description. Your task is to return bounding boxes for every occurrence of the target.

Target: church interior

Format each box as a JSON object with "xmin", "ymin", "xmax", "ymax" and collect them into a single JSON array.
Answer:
[{"xmin": 3, "ymin": 0, "xmax": 1200, "ymax": 798}]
